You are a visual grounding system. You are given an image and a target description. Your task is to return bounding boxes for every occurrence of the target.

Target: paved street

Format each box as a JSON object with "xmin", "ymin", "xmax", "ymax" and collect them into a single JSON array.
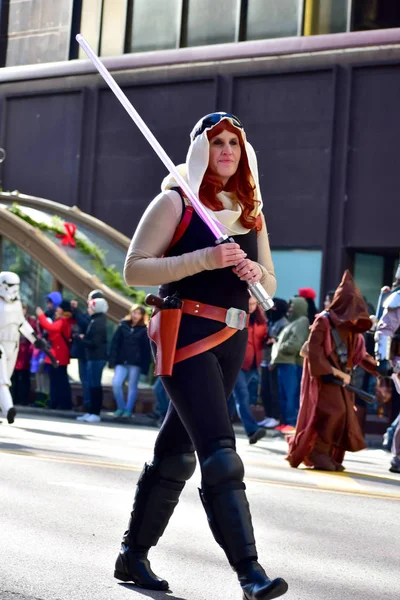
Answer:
[{"xmin": 0, "ymin": 415, "xmax": 399, "ymax": 600}]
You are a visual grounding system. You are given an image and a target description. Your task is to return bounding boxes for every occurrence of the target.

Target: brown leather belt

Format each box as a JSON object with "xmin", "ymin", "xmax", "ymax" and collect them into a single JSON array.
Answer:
[
  {"xmin": 174, "ymin": 299, "xmax": 249, "ymax": 365},
  {"xmin": 181, "ymin": 298, "xmax": 250, "ymax": 328}
]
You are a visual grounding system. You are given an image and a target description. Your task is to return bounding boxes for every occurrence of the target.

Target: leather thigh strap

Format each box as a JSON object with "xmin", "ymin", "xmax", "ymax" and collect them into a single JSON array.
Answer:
[{"xmin": 174, "ymin": 326, "xmax": 237, "ymax": 365}]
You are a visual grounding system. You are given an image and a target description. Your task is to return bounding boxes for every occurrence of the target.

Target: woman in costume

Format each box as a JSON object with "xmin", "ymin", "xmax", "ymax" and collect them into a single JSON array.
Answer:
[
  {"xmin": 287, "ymin": 271, "xmax": 378, "ymax": 471},
  {"xmin": 118, "ymin": 112, "xmax": 288, "ymax": 599}
]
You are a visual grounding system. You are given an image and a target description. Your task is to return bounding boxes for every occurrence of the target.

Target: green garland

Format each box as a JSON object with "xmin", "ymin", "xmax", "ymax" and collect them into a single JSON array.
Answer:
[{"xmin": 7, "ymin": 203, "xmax": 145, "ymax": 303}]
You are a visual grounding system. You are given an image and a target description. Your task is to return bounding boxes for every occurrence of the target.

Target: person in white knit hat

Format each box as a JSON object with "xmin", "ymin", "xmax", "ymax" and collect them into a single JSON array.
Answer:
[
  {"xmin": 117, "ymin": 113, "xmax": 287, "ymax": 599},
  {"xmin": 76, "ymin": 296, "xmax": 109, "ymax": 423}
]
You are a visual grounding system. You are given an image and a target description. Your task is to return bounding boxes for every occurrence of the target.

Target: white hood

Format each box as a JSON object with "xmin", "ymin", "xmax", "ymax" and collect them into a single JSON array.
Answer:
[{"xmin": 161, "ymin": 114, "xmax": 262, "ymax": 236}]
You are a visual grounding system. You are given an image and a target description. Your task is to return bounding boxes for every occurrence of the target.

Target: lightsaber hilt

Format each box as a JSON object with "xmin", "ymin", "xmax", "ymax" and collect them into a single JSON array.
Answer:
[
  {"xmin": 76, "ymin": 34, "xmax": 274, "ymax": 311},
  {"xmin": 217, "ymin": 237, "xmax": 274, "ymax": 311}
]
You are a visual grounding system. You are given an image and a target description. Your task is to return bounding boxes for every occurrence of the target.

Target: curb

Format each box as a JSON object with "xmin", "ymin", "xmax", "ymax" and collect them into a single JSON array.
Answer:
[{"xmin": 13, "ymin": 406, "xmax": 159, "ymax": 427}]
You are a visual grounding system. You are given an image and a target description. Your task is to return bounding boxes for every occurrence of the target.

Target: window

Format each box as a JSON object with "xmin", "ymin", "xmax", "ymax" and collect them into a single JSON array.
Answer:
[
  {"xmin": 246, "ymin": 0, "xmax": 302, "ymax": 40},
  {"xmin": 353, "ymin": 253, "xmax": 384, "ymax": 311},
  {"xmin": 352, "ymin": 0, "xmax": 400, "ymax": 31},
  {"xmin": 303, "ymin": 0, "xmax": 349, "ymax": 35},
  {"xmin": 271, "ymin": 250, "xmax": 323, "ymax": 307},
  {"xmin": 185, "ymin": 0, "xmax": 239, "ymax": 47},
  {"xmin": 127, "ymin": 0, "xmax": 182, "ymax": 53}
]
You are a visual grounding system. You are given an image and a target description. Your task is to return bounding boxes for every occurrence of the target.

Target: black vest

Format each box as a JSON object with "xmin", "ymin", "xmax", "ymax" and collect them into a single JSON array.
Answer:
[{"xmin": 160, "ymin": 197, "xmax": 258, "ymax": 312}]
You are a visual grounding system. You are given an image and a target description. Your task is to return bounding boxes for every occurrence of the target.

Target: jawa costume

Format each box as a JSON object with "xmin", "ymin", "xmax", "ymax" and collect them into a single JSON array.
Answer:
[
  {"xmin": 118, "ymin": 113, "xmax": 288, "ymax": 599},
  {"xmin": 287, "ymin": 271, "xmax": 378, "ymax": 471}
]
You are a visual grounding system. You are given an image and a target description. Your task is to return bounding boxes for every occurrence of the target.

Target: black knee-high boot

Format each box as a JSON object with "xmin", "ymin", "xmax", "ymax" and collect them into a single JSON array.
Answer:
[
  {"xmin": 200, "ymin": 441, "xmax": 288, "ymax": 600},
  {"xmin": 114, "ymin": 450, "xmax": 196, "ymax": 590}
]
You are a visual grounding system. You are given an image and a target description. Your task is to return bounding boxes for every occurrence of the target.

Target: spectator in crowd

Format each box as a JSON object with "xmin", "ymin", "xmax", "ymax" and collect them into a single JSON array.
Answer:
[
  {"xmin": 77, "ymin": 297, "xmax": 109, "ymax": 423},
  {"xmin": 30, "ymin": 343, "xmax": 50, "ymax": 407},
  {"xmin": 143, "ymin": 378, "xmax": 170, "ymax": 428},
  {"xmin": 36, "ymin": 299, "xmax": 75, "ymax": 410},
  {"xmin": 298, "ymin": 288, "xmax": 318, "ymax": 324},
  {"xmin": 11, "ymin": 303, "xmax": 35, "ymax": 405},
  {"xmin": 324, "ymin": 290, "xmax": 336, "ymax": 311},
  {"xmin": 270, "ymin": 296, "xmax": 310, "ymax": 434},
  {"xmin": 354, "ymin": 315, "xmax": 378, "ymax": 435},
  {"xmin": 109, "ymin": 305, "xmax": 151, "ymax": 419},
  {"xmin": 30, "ymin": 291, "xmax": 63, "ymax": 407},
  {"xmin": 152, "ymin": 377, "xmax": 170, "ymax": 425},
  {"xmin": 70, "ymin": 290, "xmax": 105, "ymax": 412},
  {"xmin": 45, "ymin": 291, "xmax": 62, "ymax": 320},
  {"xmin": 231, "ymin": 297, "xmax": 268, "ymax": 444},
  {"xmin": 259, "ymin": 298, "xmax": 289, "ymax": 429}
]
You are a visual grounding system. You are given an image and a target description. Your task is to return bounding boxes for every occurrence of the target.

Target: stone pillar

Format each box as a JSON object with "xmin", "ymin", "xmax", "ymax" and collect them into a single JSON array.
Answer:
[
  {"xmin": 100, "ymin": 0, "xmax": 127, "ymax": 57},
  {"xmin": 78, "ymin": 0, "xmax": 103, "ymax": 58}
]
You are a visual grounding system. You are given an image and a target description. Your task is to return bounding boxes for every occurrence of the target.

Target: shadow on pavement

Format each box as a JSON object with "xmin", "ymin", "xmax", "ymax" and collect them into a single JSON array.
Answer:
[
  {"xmin": 118, "ymin": 583, "xmax": 188, "ymax": 600},
  {"xmin": 338, "ymin": 471, "xmax": 400, "ymax": 487},
  {"xmin": 15, "ymin": 426, "xmax": 92, "ymax": 440},
  {"xmin": 250, "ymin": 445, "xmax": 288, "ymax": 456},
  {"xmin": 0, "ymin": 441, "xmax": 125, "ymax": 465},
  {"xmin": 346, "ymin": 457, "xmax": 384, "ymax": 465},
  {"xmin": 299, "ymin": 466, "xmax": 400, "ymax": 488}
]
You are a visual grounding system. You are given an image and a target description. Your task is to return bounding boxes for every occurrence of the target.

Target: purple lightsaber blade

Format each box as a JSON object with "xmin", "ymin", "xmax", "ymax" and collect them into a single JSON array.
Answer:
[{"xmin": 76, "ymin": 34, "xmax": 273, "ymax": 311}]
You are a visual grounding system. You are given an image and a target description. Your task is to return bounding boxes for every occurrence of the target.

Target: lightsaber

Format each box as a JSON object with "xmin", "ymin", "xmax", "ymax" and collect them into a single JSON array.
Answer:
[{"xmin": 76, "ymin": 34, "xmax": 273, "ymax": 311}]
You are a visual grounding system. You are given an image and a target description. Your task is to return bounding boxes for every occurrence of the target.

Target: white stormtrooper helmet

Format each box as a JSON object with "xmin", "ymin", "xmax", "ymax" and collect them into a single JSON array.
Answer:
[{"xmin": 0, "ymin": 271, "xmax": 21, "ymax": 303}]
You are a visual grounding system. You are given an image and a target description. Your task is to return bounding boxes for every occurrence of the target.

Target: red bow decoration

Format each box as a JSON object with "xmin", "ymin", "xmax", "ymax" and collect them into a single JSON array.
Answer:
[{"xmin": 56, "ymin": 222, "xmax": 77, "ymax": 247}]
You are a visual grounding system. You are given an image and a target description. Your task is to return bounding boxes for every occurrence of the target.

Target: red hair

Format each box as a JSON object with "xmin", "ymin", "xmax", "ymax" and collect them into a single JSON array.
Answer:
[{"xmin": 199, "ymin": 121, "xmax": 262, "ymax": 232}]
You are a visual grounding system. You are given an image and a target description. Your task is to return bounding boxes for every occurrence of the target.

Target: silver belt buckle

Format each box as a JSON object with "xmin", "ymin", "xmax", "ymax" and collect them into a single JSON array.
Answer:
[{"xmin": 225, "ymin": 307, "xmax": 247, "ymax": 330}]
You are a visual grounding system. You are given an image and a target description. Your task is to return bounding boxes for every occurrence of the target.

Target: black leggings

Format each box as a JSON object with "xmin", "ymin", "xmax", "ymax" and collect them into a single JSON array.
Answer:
[{"xmin": 154, "ymin": 327, "xmax": 248, "ymax": 462}]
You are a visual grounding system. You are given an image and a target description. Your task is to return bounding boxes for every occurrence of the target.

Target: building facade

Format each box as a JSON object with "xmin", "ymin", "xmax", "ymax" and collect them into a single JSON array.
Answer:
[{"xmin": 0, "ymin": 0, "xmax": 399, "ymax": 308}]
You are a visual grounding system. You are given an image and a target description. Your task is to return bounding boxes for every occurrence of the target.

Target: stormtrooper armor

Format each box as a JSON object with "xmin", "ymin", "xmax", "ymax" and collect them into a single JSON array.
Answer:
[
  {"xmin": 0, "ymin": 271, "xmax": 38, "ymax": 423},
  {"xmin": 374, "ymin": 260, "xmax": 400, "ymax": 472}
]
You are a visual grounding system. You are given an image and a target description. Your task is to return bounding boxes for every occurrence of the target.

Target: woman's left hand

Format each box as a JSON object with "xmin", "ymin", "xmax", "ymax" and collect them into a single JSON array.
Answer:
[
  {"xmin": 233, "ymin": 259, "xmax": 262, "ymax": 283},
  {"xmin": 36, "ymin": 307, "xmax": 43, "ymax": 316}
]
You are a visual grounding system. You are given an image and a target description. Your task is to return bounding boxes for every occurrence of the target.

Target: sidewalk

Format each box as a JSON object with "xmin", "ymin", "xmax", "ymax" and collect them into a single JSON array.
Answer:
[{"xmin": 13, "ymin": 405, "xmax": 384, "ymax": 448}]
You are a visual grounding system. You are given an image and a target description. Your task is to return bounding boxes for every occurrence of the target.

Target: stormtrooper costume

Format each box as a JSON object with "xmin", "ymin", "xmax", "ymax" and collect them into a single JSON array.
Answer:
[
  {"xmin": 0, "ymin": 272, "xmax": 38, "ymax": 423},
  {"xmin": 375, "ymin": 261, "xmax": 400, "ymax": 473}
]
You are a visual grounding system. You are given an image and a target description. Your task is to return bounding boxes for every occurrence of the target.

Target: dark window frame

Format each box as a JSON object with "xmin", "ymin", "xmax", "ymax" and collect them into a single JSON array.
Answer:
[
  {"xmin": 69, "ymin": 0, "xmax": 83, "ymax": 59},
  {"xmin": 0, "ymin": 0, "xmax": 10, "ymax": 67}
]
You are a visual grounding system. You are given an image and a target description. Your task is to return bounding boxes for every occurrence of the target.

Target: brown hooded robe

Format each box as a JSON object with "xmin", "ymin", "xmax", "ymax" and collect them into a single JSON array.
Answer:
[{"xmin": 287, "ymin": 271, "xmax": 378, "ymax": 468}]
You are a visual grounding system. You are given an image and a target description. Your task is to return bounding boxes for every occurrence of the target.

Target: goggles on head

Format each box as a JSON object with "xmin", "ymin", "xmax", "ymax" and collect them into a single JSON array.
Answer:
[{"xmin": 191, "ymin": 112, "xmax": 243, "ymax": 141}]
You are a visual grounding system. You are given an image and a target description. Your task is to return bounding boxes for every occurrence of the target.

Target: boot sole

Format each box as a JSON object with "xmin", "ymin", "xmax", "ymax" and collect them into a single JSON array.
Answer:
[
  {"xmin": 114, "ymin": 570, "xmax": 169, "ymax": 591},
  {"xmin": 7, "ymin": 407, "xmax": 16, "ymax": 424},
  {"xmin": 243, "ymin": 578, "xmax": 289, "ymax": 600},
  {"xmin": 249, "ymin": 429, "xmax": 266, "ymax": 444}
]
